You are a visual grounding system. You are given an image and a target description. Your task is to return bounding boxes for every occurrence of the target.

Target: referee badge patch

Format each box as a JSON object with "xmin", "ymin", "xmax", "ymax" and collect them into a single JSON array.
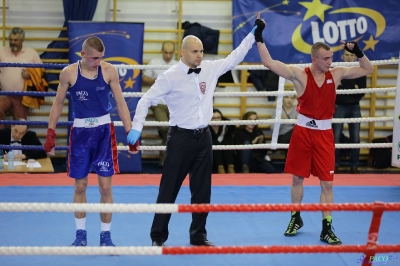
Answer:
[{"xmin": 199, "ymin": 82, "xmax": 206, "ymax": 94}]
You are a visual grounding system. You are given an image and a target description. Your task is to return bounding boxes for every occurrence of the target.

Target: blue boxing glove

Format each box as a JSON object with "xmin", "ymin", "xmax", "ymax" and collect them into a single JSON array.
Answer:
[{"xmin": 127, "ymin": 129, "xmax": 141, "ymax": 145}]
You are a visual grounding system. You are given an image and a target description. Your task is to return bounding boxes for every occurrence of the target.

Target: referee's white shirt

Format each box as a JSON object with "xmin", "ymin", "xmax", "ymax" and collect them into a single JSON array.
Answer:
[
  {"xmin": 132, "ymin": 32, "xmax": 255, "ymax": 132},
  {"xmin": 143, "ymin": 58, "xmax": 178, "ymax": 106}
]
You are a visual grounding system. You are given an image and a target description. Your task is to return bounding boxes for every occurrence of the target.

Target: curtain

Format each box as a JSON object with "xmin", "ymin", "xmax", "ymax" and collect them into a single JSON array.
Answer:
[{"xmin": 40, "ymin": 0, "xmax": 98, "ymax": 90}]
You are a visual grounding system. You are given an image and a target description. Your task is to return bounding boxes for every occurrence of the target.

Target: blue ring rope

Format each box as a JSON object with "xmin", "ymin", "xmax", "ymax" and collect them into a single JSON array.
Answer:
[
  {"xmin": 0, "ymin": 145, "xmax": 68, "ymax": 151},
  {"xmin": 0, "ymin": 120, "xmax": 72, "ymax": 126},
  {"xmin": 0, "ymin": 62, "xmax": 67, "ymax": 69}
]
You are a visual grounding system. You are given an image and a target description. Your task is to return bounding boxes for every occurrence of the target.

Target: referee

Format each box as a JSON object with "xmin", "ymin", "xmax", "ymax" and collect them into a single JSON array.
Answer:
[{"xmin": 128, "ymin": 15, "xmax": 264, "ymax": 246}]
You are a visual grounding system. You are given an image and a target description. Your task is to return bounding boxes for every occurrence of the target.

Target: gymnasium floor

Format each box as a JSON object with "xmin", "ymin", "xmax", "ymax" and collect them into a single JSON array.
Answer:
[{"xmin": 0, "ymin": 173, "xmax": 399, "ymax": 266}]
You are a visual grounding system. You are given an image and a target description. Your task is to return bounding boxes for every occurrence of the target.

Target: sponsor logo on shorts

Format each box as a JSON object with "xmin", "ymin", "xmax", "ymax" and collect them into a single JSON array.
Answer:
[
  {"xmin": 305, "ymin": 119, "xmax": 318, "ymax": 128},
  {"xmin": 76, "ymin": 91, "xmax": 89, "ymax": 101},
  {"xmin": 84, "ymin": 118, "xmax": 99, "ymax": 128},
  {"xmin": 98, "ymin": 161, "xmax": 110, "ymax": 172}
]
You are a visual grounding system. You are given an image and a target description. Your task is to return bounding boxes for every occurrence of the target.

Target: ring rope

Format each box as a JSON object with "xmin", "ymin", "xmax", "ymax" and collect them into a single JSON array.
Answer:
[
  {"xmin": 0, "ymin": 142, "xmax": 393, "ymax": 152},
  {"xmin": 0, "ymin": 116, "xmax": 394, "ymax": 127},
  {"xmin": 0, "ymin": 244, "xmax": 399, "ymax": 256},
  {"xmin": 0, "ymin": 59, "xmax": 397, "ymax": 70},
  {"xmin": 0, "ymin": 202, "xmax": 399, "ymax": 213},
  {"xmin": 0, "ymin": 87, "xmax": 396, "ymax": 97},
  {"xmin": 0, "ymin": 201, "xmax": 399, "ymax": 259},
  {"xmin": 0, "ymin": 61, "xmax": 395, "ymax": 151}
]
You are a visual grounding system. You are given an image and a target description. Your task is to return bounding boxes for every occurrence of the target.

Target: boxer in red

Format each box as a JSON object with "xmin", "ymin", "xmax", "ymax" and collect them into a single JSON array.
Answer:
[{"xmin": 255, "ymin": 16, "xmax": 373, "ymax": 245}]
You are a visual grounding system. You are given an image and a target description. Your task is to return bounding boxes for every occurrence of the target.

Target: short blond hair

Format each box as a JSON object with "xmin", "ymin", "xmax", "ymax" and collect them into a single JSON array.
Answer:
[
  {"xmin": 311, "ymin": 42, "xmax": 331, "ymax": 57},
  {"xmin": 82, "ymin": 36, "xmax": 105, "ymax": 53}
]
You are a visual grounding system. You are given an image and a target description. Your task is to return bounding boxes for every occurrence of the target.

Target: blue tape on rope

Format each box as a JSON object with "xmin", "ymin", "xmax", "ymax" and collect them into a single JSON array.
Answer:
[
  {"xmin": 0, "ymin": 91, "xmax": 59, "ymax": 96},
  {"xmin": 0, "ymin": 62, "xmax": 67, "ymax": 69},
  {"xmin": 0, "ymin": 145, "xmax": 68, "ymax": 151},
  {"xmin": 0, "ymin": 120, "xmax": 73, "ymax": 126}
]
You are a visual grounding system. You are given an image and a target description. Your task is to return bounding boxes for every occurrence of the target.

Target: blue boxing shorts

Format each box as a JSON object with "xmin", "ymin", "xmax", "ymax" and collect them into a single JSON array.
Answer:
[{"xmin": 67, "ymin": 114, "xmax": 119, "ymax": 178}]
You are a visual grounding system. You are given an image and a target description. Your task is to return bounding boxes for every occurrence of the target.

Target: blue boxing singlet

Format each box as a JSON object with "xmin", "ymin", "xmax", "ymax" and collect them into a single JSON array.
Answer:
[
  {"xmin": 67, "ymin": 62, "xmax": 119, "ymax": 178},
  {"xmin": 69, "ymin": 61, "xmax": 112, "ymax": 118}
]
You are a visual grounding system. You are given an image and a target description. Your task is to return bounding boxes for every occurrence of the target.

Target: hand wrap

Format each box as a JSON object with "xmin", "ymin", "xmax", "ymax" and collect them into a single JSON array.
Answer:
[
  {"xmin": 253, "ymin": 19, "xmax": 265, "ymax": 43},
  {"xmin": 344, "ymin": 41, "xmax": 364, "ymax": 58}
]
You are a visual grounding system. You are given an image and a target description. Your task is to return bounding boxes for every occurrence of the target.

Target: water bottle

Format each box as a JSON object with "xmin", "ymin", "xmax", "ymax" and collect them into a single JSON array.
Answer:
[
  {"xmin": 0, "ymin": 150, "xmax": 4, "ymax": 170},
  {"xmin": 8, "ymin": 150, "xmax": 14, "ymax": 170}
]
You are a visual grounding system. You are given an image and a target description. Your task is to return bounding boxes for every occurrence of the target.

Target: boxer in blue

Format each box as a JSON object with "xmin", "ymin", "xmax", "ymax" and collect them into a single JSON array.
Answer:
[{"xmin": 44, "ymin": 36, "xmax": 137, "ymax": 247}]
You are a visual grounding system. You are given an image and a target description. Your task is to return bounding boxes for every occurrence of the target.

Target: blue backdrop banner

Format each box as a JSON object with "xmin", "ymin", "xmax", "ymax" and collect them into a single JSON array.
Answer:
[
  {"xmin": 233, "ymin": 0, "xmax": 400, "ymax": 63},
  {"xmin": 68, "ymin": 21, "xmax": 143, "ymax": 173}
]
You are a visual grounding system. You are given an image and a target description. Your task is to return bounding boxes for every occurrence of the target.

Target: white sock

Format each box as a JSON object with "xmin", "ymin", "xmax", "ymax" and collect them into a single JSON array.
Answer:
[
  {"xmin": 75, "ymin": 217, "xmax": 86, "ymax": 230},
  {"xmin": 101, "ymin": 222, "xmax": 111, "ymax": 232}
]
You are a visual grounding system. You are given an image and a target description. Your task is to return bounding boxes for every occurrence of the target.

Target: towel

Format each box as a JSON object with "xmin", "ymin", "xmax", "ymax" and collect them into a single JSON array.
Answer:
[{"xmin": 22, "ymin": 68, "xmax": 48, "ymax": 109}]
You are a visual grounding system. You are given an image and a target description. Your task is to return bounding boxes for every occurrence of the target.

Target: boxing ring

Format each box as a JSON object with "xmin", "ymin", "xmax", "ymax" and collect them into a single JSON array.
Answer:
[{"xmin": 0, "ymin": 60, "xmax": 399, "ymax": 266}]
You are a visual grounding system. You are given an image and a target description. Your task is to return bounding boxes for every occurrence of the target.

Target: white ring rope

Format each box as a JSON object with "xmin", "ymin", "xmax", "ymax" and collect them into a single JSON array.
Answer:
[
  {"xmin": 118, "ymin": 115, "xmax": 394, "ymax": 151},
  {"xmin": 122, "ymin": 87, "xmax": 396, "ymax": 98},
  {"xmin": 0, "ymin": 202, "xmax": 178, "ymax": 213},
  {"xmin": 0, "ymin": 246, "xmax": 163, "ymax": 256},
  {"xmin": 116, "ymin": 117, "xmax": 393, "ymax": 127},
  {"xmin": 117, "ymin": 60, "xmax": 396, "ymax": 151},
  {"xmin": 114, "ymin": 59, "xmax": 399, "ymax": 70},
  {"xmin": 116, "ymin": 142, "xmax": 392, "ymax": 151}
]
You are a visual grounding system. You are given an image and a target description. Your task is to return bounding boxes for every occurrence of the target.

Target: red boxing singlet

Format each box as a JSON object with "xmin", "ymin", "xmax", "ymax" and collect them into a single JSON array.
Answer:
[
  {"xmin": 284, "ymin": 67, "xmax": 336, "ymax": 181},
  {"xmin": 296, "ymin": 67, "xmax": 336, "ymax": 120}
]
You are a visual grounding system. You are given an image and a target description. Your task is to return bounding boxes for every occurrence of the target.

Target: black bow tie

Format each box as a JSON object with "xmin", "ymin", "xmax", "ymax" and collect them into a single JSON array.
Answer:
[
  {"xmin": 11, "ymin": 140, "xmax": 21, "ymax": 144},
  {"xmin": 187, "ymin": 68, "xmax": 201, "ymax": 74}
]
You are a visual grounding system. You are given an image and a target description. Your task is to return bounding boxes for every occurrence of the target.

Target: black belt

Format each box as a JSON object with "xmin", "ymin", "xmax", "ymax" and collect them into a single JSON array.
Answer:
[{"xmin": 174, "ymin": 126, "xmax": 208, "ymax": 135}]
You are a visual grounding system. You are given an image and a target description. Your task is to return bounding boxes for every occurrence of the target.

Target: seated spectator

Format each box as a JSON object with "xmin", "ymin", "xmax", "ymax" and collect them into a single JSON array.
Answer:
[
  {"xmin": 209, "ymin": 109, "xmax": 236, "ymax": 174},
  {"xmin": 234, "ymin": 111, "xmax": 276, "ymax": 173},
  {"xmin": 142, "ymin": 41, "xmax": 177, "ymax": 170},
  {"xmin": 270, "ymin": 89, "xmax": 298, "ymax": 156},
  {"xmin": 0, "ymin": 27, "xmax": 43, "ymax": 129},
  {"xmin": 0, "ymin": 119, "xmax": 47, "ymax": 161}
]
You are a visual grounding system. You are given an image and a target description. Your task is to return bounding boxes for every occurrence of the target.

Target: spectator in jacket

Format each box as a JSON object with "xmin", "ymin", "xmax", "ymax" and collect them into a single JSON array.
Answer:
[
  {"xmin": 0, "ymin": 119, "xmax": 47, "ymax": 161},
  {"xmin": 333, "ymin": 49, "xmax": 367, "ymax": 174},
  {"xmin": 209, "ymin": 109, "xmax": 236, "ymax": 174},
  {"xmin": 234, "ymin": 111, "xmax": 276, "ymax": 173}
]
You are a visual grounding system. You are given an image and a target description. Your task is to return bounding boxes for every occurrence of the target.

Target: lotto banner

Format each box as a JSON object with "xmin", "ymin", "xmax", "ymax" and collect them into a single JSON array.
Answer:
[
  {"xmin": 392, "ymin": 53, "xmax": 400, "ymax": 168},
  {"xmin": 68, "ymin": 22, "xmax": 144, "ymax": 173},
  {"xmin": 233, "ymin": 0, "xmax": 400, "ymax": 63}
]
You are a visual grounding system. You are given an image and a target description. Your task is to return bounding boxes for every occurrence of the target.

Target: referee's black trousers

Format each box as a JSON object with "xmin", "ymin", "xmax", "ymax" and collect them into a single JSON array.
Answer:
[{"xmin": 150, "ymin": 126, "xmax": 213, "ymax": 243}]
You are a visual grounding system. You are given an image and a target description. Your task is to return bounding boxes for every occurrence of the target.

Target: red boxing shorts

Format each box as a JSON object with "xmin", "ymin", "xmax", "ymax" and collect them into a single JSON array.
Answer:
[
  {"xmin": 68, "ymin": 115, "xmax": 119, "ymax": 178},
  {"xmin": 284, "ymin": 124, "xmax": 335, "ymax": 181}
]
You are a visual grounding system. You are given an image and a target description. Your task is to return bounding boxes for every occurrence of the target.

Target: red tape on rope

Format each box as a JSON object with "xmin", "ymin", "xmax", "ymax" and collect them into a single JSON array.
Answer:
[
  {"xmin": 362, "ymin": 201, "xmax": 385, "ymax": 266},
  {"xmin": 177, "ymin": 202, "xmax": 400, "ymax": 213},
  {"xmin": 161, "ymin": 244, "xmax": 400, "ymax": 255}
]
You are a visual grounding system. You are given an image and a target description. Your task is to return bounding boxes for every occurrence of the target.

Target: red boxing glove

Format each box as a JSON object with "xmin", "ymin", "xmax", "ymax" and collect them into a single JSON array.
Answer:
[
  {"xmin": 126, "ymin": 131, "xmax": 139, "ymax": 152},
  {"xmin": 44, "ymin": 128, "xmax": 56, "ymax": 153},
  {"xmin": 129, "ymin": 140, "xmax": 139, "ymax": 152}
]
